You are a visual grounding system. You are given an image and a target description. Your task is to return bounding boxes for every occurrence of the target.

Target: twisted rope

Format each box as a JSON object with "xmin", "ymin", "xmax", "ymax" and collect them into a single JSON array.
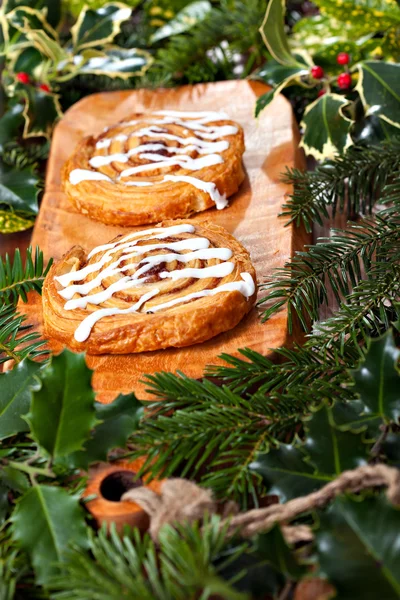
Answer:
[{"xmin": 122, "ymin": 463, "xmax": 400, "ymax": 543}]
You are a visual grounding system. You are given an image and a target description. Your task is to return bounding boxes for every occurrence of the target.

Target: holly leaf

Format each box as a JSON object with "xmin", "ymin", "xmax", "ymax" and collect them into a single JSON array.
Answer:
[
  {"xmin": 315, "ymin": 494, "xmax": 400, "ymax": 600},
  {"xmin": 350, "ymin": 330, "xmax": 400, "ymax": 423},
  {"xmin": 254, "ymin": 60, "xmax": 308, "ymax": 86},
  {"xmin": 75, "ymin": 47, "xmax": 152, "ymax": 79},
  {"xmin": 317, "ymin": 0, "xmax": 400, "ymax": 35},
  {"xmin": 11, "ymin": 485, "xmax": 88, "ymax": 585},
  {"xmin": 303, "ymin": 403, "xmax": 370, "ymax": 474},
  {"xmin": 6, "ymin": 6, "xmax": 58, "ymax": 40},
  {"xmin": 0, "ymin": 209, "xmax": 35, "ymax": 233},
  {"xmin": 255, "ymin": 69, "xmax": 308, "ymax": 117},
  {"xmin": 71, "ymin": 2, "xmax": 132, "ymax": 51},
  {"xmin": 12, "ymin": 46, "xmax": 44, "ymax": 76},
  {"xmin": 256, "ymin": 525, "xmax": 304, "ymax": 580},
  {"xmin": 300, "ymin": 93, "xmax": 353, "ymax": 160},
  {"xmin": 2, "ymin": 1, "xmax": 61, "ymax": 27},
  {"xmin": 250, "ymin": 402, "xmax": 369, "ymax": 502},
  {"xmin": 0, "ymin": 360, "xmax": 41, "ymax": 440},
  {"xmin": 21, "ymin": 86, "xmax": 63, "ymax": 139},
  {"xmin": 0, "ymin": 465, "xmax": 29, "ymax": 494},
  {"xmin": 26, "ymin": 350, "xmax": 97, "ymax": 460},
  {"xmin": 357, "ymin": 61, "xmax": 400, "ymax": 130},
  {"xmin": 70, "ymin": 392, "xmax": 144, "ymax": 469},
  {"xmin": 0, "ymin": 161, "xmax": 39, "ymax": 216},
  {"xmin": 259, "ymin": 0, "xmax": 302, "ymax": 66},
  {"xmin": 150, "ymin": 0, "xmax": 212, "ymax": 43},
  {"xmin": 0, "ymin": 104, "xmax": 24, "ymax": 152}
]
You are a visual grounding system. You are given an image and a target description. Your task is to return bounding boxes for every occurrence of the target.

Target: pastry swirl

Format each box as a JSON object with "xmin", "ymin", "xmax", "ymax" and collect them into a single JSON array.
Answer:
[
  {"xmin": 42, "ymin": 221, "xmax": 257, "ymax": 354},
  {"xmin": 63, "ymin": 110, "xmax": 245, "ymax": 226}
]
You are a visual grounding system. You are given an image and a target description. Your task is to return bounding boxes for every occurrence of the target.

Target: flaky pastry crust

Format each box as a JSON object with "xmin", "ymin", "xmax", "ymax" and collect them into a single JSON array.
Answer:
[
  {"xmin": 62, "ymin": 110, "xmax": 245, "ymax": 227},
  {"xmin": 42, "ymin": 221, "xmax": 257, "ymax": 354}
]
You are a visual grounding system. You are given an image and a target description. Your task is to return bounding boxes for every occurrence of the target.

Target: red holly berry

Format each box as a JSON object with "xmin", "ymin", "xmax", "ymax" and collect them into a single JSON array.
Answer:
[
  {"xmin": 337, "ymin": 72, "xmax": 352, "ymax": 89},
  {"xmin": 317, "ymin": 89, "xmax": 326, "ymax": 97},
  {"xmin": 16, "ymin": 72, "xmax": 30, "ymax": 85},
  {"xmin": 311, "ymin": 65, "xmax": 324, "ymax": 79},
  {"xmin": 39, "ymin": 83, "xmax": 51, "ymax": 93},
  {"xmin": 337, "ymin": 52, "xmax": 350, "ymax": 65}
]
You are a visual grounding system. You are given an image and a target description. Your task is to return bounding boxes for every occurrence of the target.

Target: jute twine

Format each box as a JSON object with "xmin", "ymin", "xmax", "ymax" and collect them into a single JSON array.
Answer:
[{"xmin": 122, "ymin": 464, "xmax": 400, "ymax": 544}]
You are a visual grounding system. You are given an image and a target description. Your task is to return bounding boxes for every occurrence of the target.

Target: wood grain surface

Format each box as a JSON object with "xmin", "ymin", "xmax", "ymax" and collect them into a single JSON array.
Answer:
[{"xmin": 17, "ymin": 80, "xmax": 306, "ymax": 403}]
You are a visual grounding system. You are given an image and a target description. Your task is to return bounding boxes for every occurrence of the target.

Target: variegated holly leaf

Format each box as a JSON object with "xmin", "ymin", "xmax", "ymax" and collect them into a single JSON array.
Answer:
[
  {"xmin": 6, "ymin": 6, "xmax": 58, "ymax": 40},
  {"xmin": 150, "ymin": 0, "xmax": 212, "ymax": 43},
  {"xmin": 317, "ymin": 0, "xmax": 400, "ymax": 36},
  {"xmin": 259, "ymin": 0, "xmax": 304, "ymax": 67},
  {"xmin": 357, "ymin": 61, "xmax": 400, "ymax": 130},
  {"xmin": 12, "ymin": 46, "xmax": 43, "ymax": 77},
  {"xmin": 2, "ymin": 1, "xmax": 61, "ymax": 28},
  {"xmin": 300, "ymin": 93, "xmax": 353, "ymax": 160},
  {"xmin": 0, "ymin": 160, "xmax": 39, "ymax": 215},
  {"xmin": 71, "ymin": 2, "xmax": 133, "ymax": 51},
  {"xmin": 75, "ymin": 47, "xmax": 153, "ymax": 79},
  {"xmin": 255, "ymin": 69, "xmax": 309, "ymax": 117},
  {"xmin": 0, "ymin": 209, "xmax": 35, "ymax": 233},
  {"xmin": 21, "ymin": 86, "xmax": 63, "ymax": 139},
  {"xmin": 0, "ymin": 104, "xmax": 24, "ymax": 152}
]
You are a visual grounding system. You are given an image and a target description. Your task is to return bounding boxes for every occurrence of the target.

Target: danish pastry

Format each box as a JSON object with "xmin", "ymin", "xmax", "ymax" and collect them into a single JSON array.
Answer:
[
  {"xmin": 62, "ymin": 110, "xmax": 245, "ymax": 226},
  {"xmin": 42, "ymin": 221, "xmax": 257, "ymax": 354}
]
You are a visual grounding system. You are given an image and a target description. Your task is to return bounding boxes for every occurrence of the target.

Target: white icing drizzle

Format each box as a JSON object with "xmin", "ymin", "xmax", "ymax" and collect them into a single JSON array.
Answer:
[
  {"xmin": 55, "ymin": 224, "xmax": 254, "ymax": 342},
  {"xmin": 70, "ymin": 110, "xmax": 240, "ymax": 209},
  {"xmin": 163, "ymin": 175, "xmax": 228, "ymax": 210},
  {"xmin": 69, "ymin": 169, "xmax": 112, "ymax": 185},
  {"xmin": 145, "ymin": 273, "xmax": 255, "ymax": 313},
  {"xmin": 74, "ymin": 289, "xmax": 160, "ymax": 343}
]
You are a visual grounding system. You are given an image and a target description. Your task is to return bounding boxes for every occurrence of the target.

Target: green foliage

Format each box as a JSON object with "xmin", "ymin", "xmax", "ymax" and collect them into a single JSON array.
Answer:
[
  {"xmin": 0, "ymin": 160, "xmax": 40, "ymax": 233},
  {"xmin": 0, "ymin": 359, "xmax": 41, "ymax": 440},
  {"xmin": 281, "ymin": 139, "xmax": 400, "ymax": 231},
  {"xmin": 0, "ymin": 304, "xmax": 47, "ymax": 365},
  {"xmin": 11, "ymin": 485, "xmax": 88, "ymax": 585},
  {"xmin": 49, "ymin": 518, "xmax": 300, "ymax": 600},
  {"xmin": 26, "ymin": 350, "xmax": 97, "ymax": 461},
  {"xmin": 250, "ymin": 401, "xmax": 371, "ymax": 502},
  {"xmin": 0, "ymin": 247, "xmax": 52, "ymax": 305},
  {"xmin": 256, "ymin": 0, "xmax": 400, "ymax": 157},
  {"xmin": 315, "ymin": 494, "xmax": 400, "ymax": 599}
]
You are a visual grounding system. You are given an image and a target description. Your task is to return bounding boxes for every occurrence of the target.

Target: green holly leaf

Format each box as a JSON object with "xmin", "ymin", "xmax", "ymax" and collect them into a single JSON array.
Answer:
[
  {"xmin": 300, "ymin": 93, "xmax": 353, "ymax": 160},
  {"xmin": 357, "ymin": 61, "xmax": 400, "ymax": 130},
  {"xmin": 0, "ymin": 360, "xmax": 41, "ymax": 440},
  {"xmin": 70, "ymin": 393, "xmax": 144, "ymax": 469},
  {"xmin": 150, "ymin": 0, "xmax": 212, "ymax": 43},
  {"xmin": 0, "ymin": 104, "xmax": 24, "ymax": 153},
  {"xmin": 350, "ymin": 330, "xmax": 400, "ymax": 423},
  {"xmin": 303, "ymin": 403, "xmax": 370, "ymax": 474},
  {"xmin": 11, "ymin": 485, "xmax": 88, "ymax": 585},
  {"xmin": 315, "ymin": 494, "xmax": 400, "ymax": 600},
  {"xmin": 21, "ymin": 86, "xmax": 63, "ymax": 139},
  {"xmin": 0, "ymin": 209, "xmax": 35, "ymax": 233},
  {"xmin": 255, "ymin": 525, "xmax": 304, "ymax": 580},
  {"xmin": 250, "ymin": 402, "xmax": 369, "ymax": 502},
  {"xmin": 71, "ymin": 3, "xmax": 133, "ymax": 51},
  {"xmin": 26, "ymin": 350, "xmax": 97, "ymax": 460},
  {"xmin": 0, "ymin": 160, "xmax": 39, "ymax": 216},
  {"xmin": 75, "ymin": 47, "xmax": 153, "ymax": 79},
  {"xmin": 259, "ymin": 0, "xmax": 303, "ymax": 67},
  {"xmin": 12, "ymin": 47, "xmax": 44, "ymax": 77},
  {"xmin": 254, "ymin": 60, "xmax": 308, "ymax": 86}
]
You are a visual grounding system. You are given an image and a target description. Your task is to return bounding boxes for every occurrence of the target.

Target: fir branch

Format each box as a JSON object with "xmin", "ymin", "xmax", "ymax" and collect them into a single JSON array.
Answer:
[
  {"xmin": 206, "ymin": 345, "xmax": 355, "ymax": 399},
  {"xmin": 258, "ymin": 215, "xmax": 400, "ymax": 332},
  {"xmin": 309, "ymin": 259, "xmax": 400, "ymax": 356},
  {"xmin": 0, "ymin": 247, "xmax": 53, "ymax": 306},
  {"xmin": 282, "ymin": 140, "xmax": 400, "ymax": 232},
  {"xmin": 133, "ymin": 375, "xmax": 314, "ymax": 502},
  {"xmin": 50, "ymin": 521, "xmax": 249, "ymax": 600},
  {"xmin": 0, "ymin": 305, "xmax": 47, "ymax": 365}
]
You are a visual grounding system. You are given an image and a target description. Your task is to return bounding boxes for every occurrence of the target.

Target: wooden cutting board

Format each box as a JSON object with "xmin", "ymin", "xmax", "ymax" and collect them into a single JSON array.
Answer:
[{"xmin": 20, "ymin": 80, "xmax": 306, "ymax": 403}]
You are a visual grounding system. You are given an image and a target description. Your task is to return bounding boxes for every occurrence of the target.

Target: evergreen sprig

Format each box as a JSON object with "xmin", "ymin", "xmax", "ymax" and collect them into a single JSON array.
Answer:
[
  {"xmin": 282, "ymin": 140, "xmax": 400, "ymax": 232},
  {"xmin": 258, "ymin": 215, "xmax": 400, "ymax": 332},
  {"xmin": 0, "ymin": 247, "xmax": 52, "ymax": 305},
  {"xmin": 0, "ymin": 305, "xmax": 47, "ymax": 365},
  {"xmin": 50, "ymin": 521, "xmax": 249, "ymax": 600},
  {"xmin": 132, "ymin": 374, "xmax": 318, "ymax": 502}
]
